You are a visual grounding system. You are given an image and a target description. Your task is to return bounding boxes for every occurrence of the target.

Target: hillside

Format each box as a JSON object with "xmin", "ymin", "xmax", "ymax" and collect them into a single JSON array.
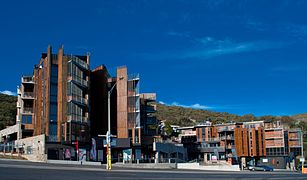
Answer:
[
  {"xmin": 0, "ymin": 93, "xmax": 17, "ymax": 130},
  {"xmin": 156, "ymin": 103, "xmax": 307, "ymax": 130}
]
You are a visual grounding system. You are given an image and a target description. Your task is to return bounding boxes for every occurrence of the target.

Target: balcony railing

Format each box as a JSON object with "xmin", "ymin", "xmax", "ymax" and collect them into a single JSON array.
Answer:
[
  {"xmin": 226, "ymin": 145, "xmax": 235, "ymax": 149},
  {"xmin": 128, "ymin": 73, "xmax": 139, "ymax": 80},
  {"xmin": 265, "ymin": 135, "xmax": 283, "ymax": 139},
  {"xmin": 22, "ymin": 92, "xmax": 34, "ymax": 99},
  {"xmin": 199, "ymin": 146, "xmax": 225, "ymax": 153},
  {"xmin": 128, "ymin": 91, "xmax": 140, "ymax": 96},
  {"xmin": 69, "ymin": 56, "xmax": 89, "ymax": 70},
  {"xmin": 204, "ymin": 137, "xmax": 221, "ymax": 142},
  {"xmin": 67, "ymin": 75, "xmax": 88, "ymax": 88},
  {"xmin": 218, "ymin": 127, "xmax": 235, "ymax": 132},
  {"xmin": 67, "ymin": 95, "xmax": 88, "ymax": 106},
  {"xmin": 22, "ymin": 76, "xmax": 34, "ymax": 83},
  {"xmin": 128, "ymin": 107, "xmax": 140, "ymax": 112},
  {"xmin": 145, "ymin": 106, "xmax": 156, "ymax": 112},
  {"xmin": 23, "ymin": 107, "xmax": 33, "ymax": 114},
  {"xmin": 220, "ymin": 136, "xmax": 234, "ymax": 140}
]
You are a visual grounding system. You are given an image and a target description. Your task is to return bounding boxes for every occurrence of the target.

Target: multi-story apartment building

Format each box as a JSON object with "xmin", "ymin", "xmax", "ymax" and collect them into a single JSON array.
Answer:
[
  {"xmin": 260, "ymin": 121, "xmax": 303, "ymax": 169},
  {"xmin": 1, "ymin": 45, "xmax": 159, "ymax": 162},
  {"xmin": 16, "ymin": 75, "xmax": 35, "ymax": 138},
  {"xmin": 90, "ymin": 66, "xmax": 157, "ymax": 162},
  {"xmin": 17, "ymin": 46, "xmax": 90, "ymax": 150},
  {"xmin": 234, "ymin": 121, "xmax": 266, "ymax": 167}
]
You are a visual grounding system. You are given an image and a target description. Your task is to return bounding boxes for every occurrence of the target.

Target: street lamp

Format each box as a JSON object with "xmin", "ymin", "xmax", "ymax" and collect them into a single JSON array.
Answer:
[{"xmin": 106, "ymin": 76, "xmax": 124, "ymax": 170}]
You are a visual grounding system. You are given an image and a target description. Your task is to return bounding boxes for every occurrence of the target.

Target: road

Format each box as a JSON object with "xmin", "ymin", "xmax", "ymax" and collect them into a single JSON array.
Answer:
[{"xmin": 0, "ymin": 159, "xmax": 305, "ymax": 180}]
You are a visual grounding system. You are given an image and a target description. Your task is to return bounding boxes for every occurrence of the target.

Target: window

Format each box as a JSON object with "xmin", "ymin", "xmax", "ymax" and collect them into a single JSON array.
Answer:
[
  {"xmin": 49, "ymin": 122, "xmax": 57, "ymax": 142},
  {"xmin": 22, "ymin": 115, "xmax": 32, "ymax": 124},
  {"xmin": 49, "ymin": 103, "xmax": 57, "ymax": 122}
]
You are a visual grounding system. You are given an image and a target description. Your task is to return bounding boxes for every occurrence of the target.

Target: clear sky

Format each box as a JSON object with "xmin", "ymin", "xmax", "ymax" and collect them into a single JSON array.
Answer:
[{"xmin": 0, "ymin": 0, "xmax": 307, "ymax": 116}]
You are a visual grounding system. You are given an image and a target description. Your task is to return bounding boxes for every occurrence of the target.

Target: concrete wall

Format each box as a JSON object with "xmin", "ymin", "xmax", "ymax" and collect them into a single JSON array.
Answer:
[
  {"xmin": 177, "ymin": 162, "xmax": 240, "ymax": 171},
  {"xmin": 15, "ymin": 134, "xmax": 47, "ymax": 162},
  {"xmin": 47, "ymin": 160, "xmax": 101, "ymax": 166},
  {"xmin": 0, "ymin": 124, "xmax": 22, "ymax": 141}
]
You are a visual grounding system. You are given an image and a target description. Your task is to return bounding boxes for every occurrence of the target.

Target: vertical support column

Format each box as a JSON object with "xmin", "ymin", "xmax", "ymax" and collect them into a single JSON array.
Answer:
[
  {"xmin": 117, "ymin": 67, "xmax": 128, "ymax": 138},
  {"xmin": 204, "ymin": 153, "xmax": 208, "ymax": 164},
  {"xmin": 57, "ymin": 46, "xmax": 66, "ymax": 142},
  {"xmin": 155, "ymin": 151, "xmax": 159, "ymax": 163}
]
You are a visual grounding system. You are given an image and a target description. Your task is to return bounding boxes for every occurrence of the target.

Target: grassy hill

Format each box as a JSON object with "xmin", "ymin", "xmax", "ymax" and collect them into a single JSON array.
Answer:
[{"xmin": 0, "ymin": 93, "xmax": 17, "ymax": 130}]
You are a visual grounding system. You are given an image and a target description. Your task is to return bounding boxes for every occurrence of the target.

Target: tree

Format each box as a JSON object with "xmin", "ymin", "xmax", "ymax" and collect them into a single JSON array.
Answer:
[
  {"xmin": 163, "ymin": 122, "xmax": 173, "ymax": 136},
  {"xmin": 0, "ymin": 94, "xmax": 17, "ymax": 130}
]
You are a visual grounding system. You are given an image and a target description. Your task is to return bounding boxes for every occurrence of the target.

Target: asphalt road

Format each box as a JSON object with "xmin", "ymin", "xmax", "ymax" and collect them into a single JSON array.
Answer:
[{"xmin": 0, "ymin": 159, "xmax": 306, "ymax": 180}]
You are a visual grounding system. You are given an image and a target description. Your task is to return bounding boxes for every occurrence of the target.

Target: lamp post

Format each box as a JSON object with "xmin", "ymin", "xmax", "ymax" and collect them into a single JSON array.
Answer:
[
  {"xmin": 106, "ymin": 76, "xmax": 124, "ymax": 170},
  {"xmin": 301, "ymin": 128, "xmax": 304, "ymax": 174}
]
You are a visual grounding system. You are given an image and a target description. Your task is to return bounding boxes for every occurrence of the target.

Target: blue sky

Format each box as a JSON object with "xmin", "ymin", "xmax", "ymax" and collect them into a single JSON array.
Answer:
[{"xmin": 1, "ymin": 0, "xmax": 307, "ymax": 116}]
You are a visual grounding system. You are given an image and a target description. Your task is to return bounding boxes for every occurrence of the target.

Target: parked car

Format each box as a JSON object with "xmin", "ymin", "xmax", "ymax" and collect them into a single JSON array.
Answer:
[
  {"xmin": 250, "ymin": 165, "xmax": 274, "ymax": 171},
  {"xmin": 245, "ymin": 164, "xmax": 255, "ymax": 170}
]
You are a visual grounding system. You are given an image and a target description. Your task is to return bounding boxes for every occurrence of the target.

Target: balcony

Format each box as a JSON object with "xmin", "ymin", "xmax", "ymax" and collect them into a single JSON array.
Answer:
[
  {"xmin": 128, "ymin": 106, "xmax": 140, "ymax": 112},
  {"xmin": 145, "ymin": 106, "xmax": 156, "ymax": 113},
  {"xmin": 67, "ymin": 115, "xmax": 88, "ymax": 123},
  {"xmin": 128, "ymin": 73, "xmax": 139, "ymax": 81},
  {"xmin": 67, "ymin": 95, "xmax": 88, "ymax": 106},
  {"xmin": 226, "ymin": 145, "xmax": 235, "ymax": 149},
  {"xmin": 199, "ymin": 146, "xmax": 225, "ymax": 153},
  {"xmin": 69, "ymin": 56, "xmax": 89, "ymax": 70},
  {"xmin": 289, "ymin": 141, "xmax": 301, "ymax": 148},
  {"xmin": 265, "ymin": 135, "xmax": 283, "ymax": 139},
  {"xmin": 220, "ymin": 135, "xmax": 234, "ymax": 140},
  {"xmin": 128, "ymin": 91, "xmax": 140, "ymax": 97},
  {"xmin": 23, "ymin": 107, "xmax": 33, "ymax": 114},
  {"xmin": 289, "ymin": 134, "xmax": 300, "ymax": 139},
  {"xmin": 204, "ymin": 137, "xmax": 220, "ymax": 142},
  {"xmin": 22, "ymin": 92, "xmax": 34, "ymax": 99},
  {"xmin": 67, "ymin": 75, "xmax": 88, "ymax": 88},
  {"xmin": 22, "ymin": 76, "xmax": 34, "ymax": 84},
  {"xmin": 218, "ymin": 126, "xmax": 235, "ymax": 132},
  {"xmin": 265, "ymin": 140, "xmax": 284, "ymax": 148}
]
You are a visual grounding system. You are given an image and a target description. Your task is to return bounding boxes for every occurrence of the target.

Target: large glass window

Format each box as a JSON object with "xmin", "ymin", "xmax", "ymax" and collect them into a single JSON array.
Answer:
[
  {"xmin": 67, "ymin": 102, "xmax": 83, "ymax": 118},
  {"xmin": 50, "ymin": 103, "xmax": 57, "ymax": 122},
  {"xmin": 68, "ymin": 63, "xmax": 84, "ymax": 80},
  {"xmin": 49, "ymin": 122, "xmax": 57, "ymax": 142}
]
